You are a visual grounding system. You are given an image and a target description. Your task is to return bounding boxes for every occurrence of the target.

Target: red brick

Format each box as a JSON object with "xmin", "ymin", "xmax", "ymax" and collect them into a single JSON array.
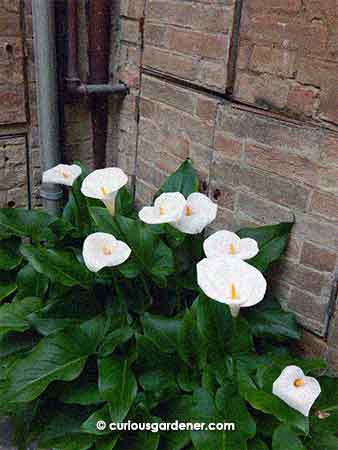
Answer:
[
  {"xmin": 144, "ymin": 23, "xmax": 166, "ymax": 46},
  {"xmin": 167, "ymin": 29, "xmax": 227, "ymax": 59},
  {"xmin": 142, "ymin": 75, "xmax": 195, "ymax": 114},
  {"xmin": 198, "ymin": 60, "xmax": 227, "ymax": 91},
  {"xmin": 319, "ymin": 85, "xmax": 338, "ymax": 125},
  {"xmin": 296, "ymin": 58, "xmax": 337, "ymax": 88},
  {"xmin": 240, "ymin": 166, "xmax": 310, "ymax": 211},
  {"xmin": 248, "ymin": 0, "xmax": 302, "ymax": 13},
  {"xmin": 234, "ymin": 72, "xmax": 289, "ymax": 109},
  {"xmin": 310, "ymin": 191, "xmax": 338, "ymax": 221},
  {"xmin": 237, "ymin": 39, "xmax": 252, "ymax": 70},
  {"xmin": 301, "ymin": 242, "xmax": 337, "ymax": 273},
  {"xmin": 121, "ymin": 18, "xmax": 139, "ymax": 43},
  {"xmin": 244, "ymin": 143, "xmax": 320, "ymax": 186},
  {"xmin": 214, "ymin": 133, "xmax": 242, "ymax": 160},
  {"xmin": 288, "ymin": 287, "xmax": 329, "ymax": 323},
  {"xmin": 295, "ymin": 330, "xmax": 328, "ymax": 359},
  {"xmin": 143, "ymin": 46, "xmax": 198, "ymax": 81},
  {"xmin": 195, "ymin": 95, "xmax": 218, "ymax": 124},
  {"xmin": 287, "ymin": 84, "xmax": 319, "ymax": 116},
  {"xmin": 237, "ymin": 192, "xmax": 294, "ymax": 224}
]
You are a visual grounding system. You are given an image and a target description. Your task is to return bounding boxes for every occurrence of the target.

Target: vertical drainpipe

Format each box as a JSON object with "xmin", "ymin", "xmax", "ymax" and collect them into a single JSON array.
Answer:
[
  {"xmin": 87, "ymin": 0, "xmax": 112, "ymax": 169},
  {"xmin": 32, "ymin": 0, "xmax": 63, "ymax": 215}
]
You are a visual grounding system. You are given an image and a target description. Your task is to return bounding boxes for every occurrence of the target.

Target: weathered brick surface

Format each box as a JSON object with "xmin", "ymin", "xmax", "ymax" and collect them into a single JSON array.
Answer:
[
  {"xmin": 0, "ymin": 0, "xmax": 26, "ymax": 124},
  {"xmin": 236, "ymin": 0, "xmax": 338, "ymax": 123},
  {"xmin": 143, "ymin": 0, "xmax": 236, "ymax": 92},
  {"xmin": 0, "ymin": 136, "xmax": 28, "ymax": 208},
  {"xmin": 131, "ymin": 79, "xmax": 338, "ymax": 340}
]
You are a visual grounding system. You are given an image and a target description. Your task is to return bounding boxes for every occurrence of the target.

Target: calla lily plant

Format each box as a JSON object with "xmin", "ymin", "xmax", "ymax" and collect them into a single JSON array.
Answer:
[{"xmin": 0, "ymin": 159, "xmax": 336, "ymax": 450}]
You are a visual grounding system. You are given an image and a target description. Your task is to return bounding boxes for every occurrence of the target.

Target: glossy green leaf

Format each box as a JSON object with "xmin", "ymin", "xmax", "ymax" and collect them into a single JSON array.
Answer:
[
  {"xmin": 16, "ymin": 263, "xmax": 49, "ymax": 299},
  {"xmin": 156, "ymin": 159, "xmax": 199, "ymax": 198},
  {"xmin": 0, "ymin": 297, "xmax": 42, "ymax": 334},
  {"xmin": 98, "ymin": 326, "xmax": 134, "ymax": 358},
  {"xmin": 115, "ymin": 185, "xmax": 135, "ymax": 217},
  {"xmin": 0, "ymin": 208, "xmax": 56, "ymax": 241},
  {"xmin": 39, "ymin": 407, "xmax": 95, "ymax": 450},
  {"xmin": 178, "ymin": 308, "xmax": 206, "ymax": 370},
  {"xmin": 98, "ymin": 358, "xmax": 137, "ymax": 422},
  {"xmin": 272, "ymin": 424, "xmax": 306, "ymax": 450},
  {"xmin": 244, "ymin": 296, "xmax": 301, "ymax": 340},
  {"xmin": 61, "ymin": 381, "xmax": 104, "ymax": 406},
  {"xmin": 142, "ymin": 312, "xmax": 180, "ymax": 353},
  {"xmin": 0, "ymin": 238, "xmax": 22, "ymax": 270},
  {"xmin": 81, "ymin": 404, "xmax": 111, "ymax": 435},
  {"xmin": 5, "ymin": 326, "xmax": 96, "ymax": 402},
  {"xmin": 238, "ymin": 221, "xmax": 294, "ymax": 272},
  {"xmin": 20, "ymin": 244, "xmax": 93, "ymax": 288},
  {"xmin": 0, "ymin": 272, "xmax": 17, "ymax": 302}
]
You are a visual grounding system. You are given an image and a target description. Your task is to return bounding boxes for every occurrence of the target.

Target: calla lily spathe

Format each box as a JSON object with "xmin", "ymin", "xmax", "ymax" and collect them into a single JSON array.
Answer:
[
  {"xmin": 197, "ymin": 257, "xmax": 267, "ymax": 317},
  {"xmin": 138, "ymin": 192, "xmax": 186, "ymax": 225},
  {"xmin": 204, "ymin": 230, "xmax": 259, "ymax": 261},
  {"xmin": 42, "ymin": 164, "xmax": 81, "ymax": 187},
  {"xmin": 272, "ymin": 366, "xmax": 321, "ymax": 417},
  {"xmin": 83, "ymin": 232, "xmax": 131, "ymax": 273},
  {"xmin": 81, "ymin": 167, "xmax": 128, "ymax": 215},
  {"xmin": 171, "ymin": 192, "xmax": 217, "ymax": 235}
]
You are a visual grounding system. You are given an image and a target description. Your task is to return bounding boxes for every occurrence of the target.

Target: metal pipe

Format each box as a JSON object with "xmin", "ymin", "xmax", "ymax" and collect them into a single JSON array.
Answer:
[
  {"xmin": 87, "ymin": 0, "xmax": 112, "ymax": 169},
  {"xmin": 32, "ymin": 0, "xmax": 63, "ymax": 215}
]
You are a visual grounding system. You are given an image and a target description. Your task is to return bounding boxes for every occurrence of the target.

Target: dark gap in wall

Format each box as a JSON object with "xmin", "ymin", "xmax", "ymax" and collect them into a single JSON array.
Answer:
[
  {"xmin": 226, "ymin": 0, "xmax": 243, "ymax": 96},
  {"xmin": 142, "ymin": 67, "xmax": 338, "ymax": 134}
]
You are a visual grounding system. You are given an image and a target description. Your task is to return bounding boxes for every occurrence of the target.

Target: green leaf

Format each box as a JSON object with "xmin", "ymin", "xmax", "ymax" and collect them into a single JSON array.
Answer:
[
  {"xmin": 238, "ymin": 370, "xmax": 309, "ymax": 434},
  {"xmin": 61, "ymin": 381, "xmax": 104, "ymax": 406},
  {"xmin": 215, "ymin": 386, "xmax": 256, "ymax": 450},
  {"xmin": 5, "ymin": 326, "xmax": 96, "ymax": 402},
  {"xmin": 81, "ymin": 404, "xmax": 111, "ymax": 435},
  {"xmin": 0, "ymin": 297, "xmax": 42, "ymax": 334},
  {"xmin": 115, "ymin": 185, "xmax": 135, "ymax": 217},
  {"xmin": 20, "ymin": 244, "xmax": 93, "ymax": 288},
  {"xmin": 90, "ymin": 209, "xmax": 175, "ymax": 285},
  {"xmin": 139, "ymin": 369, "xmax": 178, "ymax": 399},
  {"xmin": 238, "ymin": 221, "xmax": 294, "ymax": 272},
  {"xmin": 96, "ymin": 434, "xmax": 119, "ymax": 450},
  {"xmin": 0, "ymin": 237, "xmax": 22, "ymax": 270},
  {"xmin": 156, "ymin": 159, "xmax": 199, "ymax": 198},
  {"xmin": 0, "ymin": 208, "xmax": 56, "ymax": 241},
  {"xmin": 98, "ymin": 326, "xmax": 134, "ymax": 358},
  {"xmin": 142, "ymin": 312, "xmax": 180, "ymax": 353},
  {"xmin": 16, "ymin": 263, "xmax": 49, "ymax": 299},
  {"xmin": 39, "ymin": 406, "xmax": 95, "ymax": 450},
  {"xmin": 98, "ymin": 358, "xmax": 138, "ymax": 422},
  {"xmin": 178, "ymin": 308, "xmax": 206, "ymax": 370},
  {"xmin": 62, "ymin": 163, "xmax": 92, "ymax": 236},
  {"xmin": 272, "ymin": 424, "xmax": 306, "ymax": 450},
  {"xmin": 157, "ymin": 396, "xmax": 193, "ymax": 450},
  {"xmin": 248, "ymin": 438, "xmax": 269, "ymax": 449},
  {"xmin": 244, "ymin": 296, "xmax": 301, "ymax": 340},
  {"xmin": 0, "ymin": 272, "xmax": 17, "ymax": 302}
]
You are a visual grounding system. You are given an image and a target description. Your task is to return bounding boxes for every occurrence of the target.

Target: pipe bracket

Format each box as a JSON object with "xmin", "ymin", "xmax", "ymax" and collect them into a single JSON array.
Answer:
[{"xmin": 40, "ymin": 188, "xmax": 64, "ymax": 201}]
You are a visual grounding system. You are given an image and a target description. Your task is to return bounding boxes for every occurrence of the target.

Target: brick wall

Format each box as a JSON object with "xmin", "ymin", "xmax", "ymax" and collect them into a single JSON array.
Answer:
[
  {"xmin": 112, "ymin": 0, "xmax": 338, "ymax": 370},
  {"xmin": 0, "ymin": 0, "xmax": 39, "ymax": 209},
  {"xmin": 1, "ymin": 1, "xmax": 335, "ymax": 369}
]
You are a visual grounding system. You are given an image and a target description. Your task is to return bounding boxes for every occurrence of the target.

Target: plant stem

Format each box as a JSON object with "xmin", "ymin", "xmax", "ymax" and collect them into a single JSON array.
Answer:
[{"xmin": 140, "ymin": 274, "xmax": 153, "ymax": 306}]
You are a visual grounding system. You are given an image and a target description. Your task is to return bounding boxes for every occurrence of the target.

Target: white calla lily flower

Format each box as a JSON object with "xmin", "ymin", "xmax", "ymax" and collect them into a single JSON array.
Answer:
[
  {"xmin": 83, "ymin": 232, "xmax": 131, "ymax": 273},
  {"xmin": 204, "ymin": 230, "xmax": 259, "ymax": 260},
  {"xmin": 81, "ymin": 167, "xmax": 128, "ymax": 215},
  {"xmin": 197, "ymin": 257, "xmax": 267, "ymax": 317},
  {"xmin": 171, "ymin": 192, "xmax": 217, "ymax": 235},
  {"xmin": 42, "ymin": 164, "xmax": 81, "ymax": 187},
  {"xmin": 272, "ymin": 366, "xmax": 321, "ymax": 416},
  {"xmin": 138, "ymin": 192, "xmax": 186, "ymax": 225}
]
